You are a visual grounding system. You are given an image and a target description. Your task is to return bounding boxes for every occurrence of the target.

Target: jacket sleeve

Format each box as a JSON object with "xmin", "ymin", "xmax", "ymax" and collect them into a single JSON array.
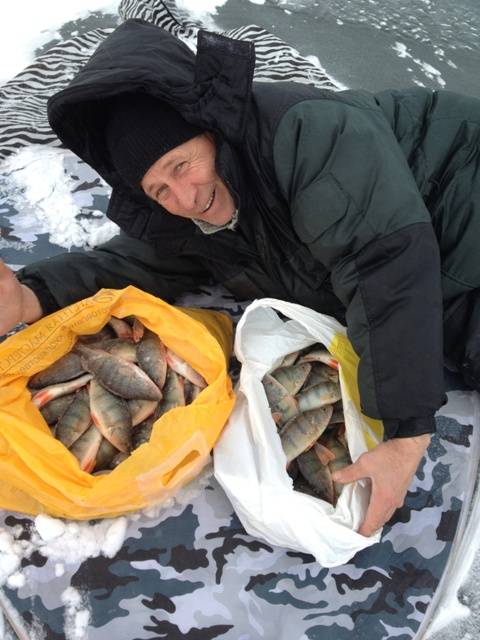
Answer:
[
  {"xmin": 17, "ymin": 233, "xmax": 210, "ymax": 315},
  {"xmin": 273, "ymin": 97, "xmax": 445, "ymax": 439}
]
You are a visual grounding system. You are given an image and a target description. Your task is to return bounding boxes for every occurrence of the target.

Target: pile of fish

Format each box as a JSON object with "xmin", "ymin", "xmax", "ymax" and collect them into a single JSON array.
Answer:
[
  {"xmin": 262, "ymin": 344, "xmax": 351, "ymax": 505},
  {"xmin": 29, "ymin": 316, "xmax": 207, "ymax": 474}
]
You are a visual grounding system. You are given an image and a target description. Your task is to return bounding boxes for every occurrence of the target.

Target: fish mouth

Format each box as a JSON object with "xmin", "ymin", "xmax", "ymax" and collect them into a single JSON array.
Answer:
[{"xmin": 200, "ymin": 189, "xmax": 215, "ymax": 215}]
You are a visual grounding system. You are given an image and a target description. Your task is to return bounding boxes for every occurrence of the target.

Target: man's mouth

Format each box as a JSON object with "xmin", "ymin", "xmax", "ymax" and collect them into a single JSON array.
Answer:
[{"xmin": 201, "ymin": 189, "xmax": 215, "ymax": 214}]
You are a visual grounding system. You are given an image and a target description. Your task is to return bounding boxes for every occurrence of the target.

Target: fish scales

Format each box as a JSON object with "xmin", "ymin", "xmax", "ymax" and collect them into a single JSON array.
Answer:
[
  {"xmin": 76, "ymin": 344, "xmax": 162, "ymax": 401},
  {"xmin": 271, "ymin": 362, "xmax": 311, "ymax": 396},
  {"xmin": 279, "ymin": 405, "xmax": 333, "ymax": 464},
  {"xmin": 89, "ymin": 379, "xmax": 132, "ymax": 453},
  {"xmin": 132, "ymin": 416, "xmax": 155, "ymax": 449},
  {"xmin": 128, "ymin": 398, "xmax": 158, "ymax": 426},
  {"xmin": 302, "ymin": 362, "xmax": 339, "ymax": 388},
  {"xmin": 69, "ymin": 424, "xmax": 103, "ymax": 473},
  {"xmin": 279, "ymin": 350, "xmax": 300, "ymax": 368},
  {"xmin": 297, "ymin": 448, "xmax": 335, "ymax": 504},
  {"xmin": 28, "ymin": 352, "xmax": 84, "ymax": 389},
  {"xmin": 297, "ymin": 382, "xmax": 342, "ymax": 412},
  {"xmin": 136, "ymin": 330, "xmax": 168, "ymax": 389},
  {"xmin": 262, "ymin": 374, "xmax": 298, "ymax": 426},
  {"xmin": 55, "ymin": 388, "xmax": 92, "ymax": 448},
  {"xmin": 298, "ymin": 347, "xmax": 338, "ymax": 370},
  {"xmin": 165, "ymin": 348, "xmax": 206, "ymax": 389},
  {"xmin": 94, "ymin": 438, "xmax": 119, "ymax": 471},
  {"xmin": 39, "ymin": 394, "xmax": 75, "ymax": 425},
  {"xmin": 31, "ymin": 373, "xmax": 93, "ymax": 408},
  {"xmin": 156, "ymin": 369, "xmax": 185, "ymax": 418}
]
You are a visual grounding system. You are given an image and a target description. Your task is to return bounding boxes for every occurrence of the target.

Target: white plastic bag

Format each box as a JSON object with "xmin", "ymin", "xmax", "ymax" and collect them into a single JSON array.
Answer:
[{"xmin": 214, "ymin": 298, "xmax": 384, "ymax": 567}]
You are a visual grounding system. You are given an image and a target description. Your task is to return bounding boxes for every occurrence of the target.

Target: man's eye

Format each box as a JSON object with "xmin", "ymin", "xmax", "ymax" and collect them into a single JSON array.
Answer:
[
  {"xmin": 156, "ymin": 186, "xmax": 168, "ymax": 202},
  {"xmin": 175, "ymin": 161, "xmax": 187, "ymax": 173}
]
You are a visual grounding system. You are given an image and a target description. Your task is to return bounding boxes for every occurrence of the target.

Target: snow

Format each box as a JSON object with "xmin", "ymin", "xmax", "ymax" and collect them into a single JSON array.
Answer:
[
  {"xmin": 176, "ymin": 0, "xmax": 228, "ymax": 22},
  {"xmin": 62, "ymin": 587, "xmax": 91, "ymax": 640},
  {"xmin": 0, "ymin": 464, "xmax": 213, "ymax": 587},
  {"xmin": 1, "ymin": 146, "xmax": 119, "ymax": 250},
  {"xmin": 392, "ymin": 41, "xmax": 446, "ymax": 88},
  {"xmin": 0, "ymin": 0, "xmax": 120, "ymax": 84}
]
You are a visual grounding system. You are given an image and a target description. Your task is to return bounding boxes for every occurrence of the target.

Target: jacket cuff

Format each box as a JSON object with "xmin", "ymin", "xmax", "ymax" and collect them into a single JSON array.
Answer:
[
  {"xmin": 382, "ymin": 415, "xmax": 436, "ymax": 440},
  {"xmin": 16, "ymin": 273, "xmax": 60, "ymax": 317}
]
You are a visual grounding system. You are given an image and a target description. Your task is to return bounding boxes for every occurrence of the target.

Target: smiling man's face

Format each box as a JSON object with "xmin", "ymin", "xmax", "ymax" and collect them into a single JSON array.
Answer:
[{"xmin": 141, "ymin": 133, "xmax": 236, "ymax": 226}]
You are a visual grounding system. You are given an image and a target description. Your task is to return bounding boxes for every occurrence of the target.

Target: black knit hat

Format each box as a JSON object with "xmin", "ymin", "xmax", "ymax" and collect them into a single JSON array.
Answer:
[{"xmin": 105, "ymin": 94, "xmax": 202, "ymax": 188}]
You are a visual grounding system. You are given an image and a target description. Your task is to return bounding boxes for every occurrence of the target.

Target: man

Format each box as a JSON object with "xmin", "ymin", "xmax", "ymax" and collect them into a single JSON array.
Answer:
[{"xmin": 1, "ymin": 19, "xmax": 480, "ymax": 537}]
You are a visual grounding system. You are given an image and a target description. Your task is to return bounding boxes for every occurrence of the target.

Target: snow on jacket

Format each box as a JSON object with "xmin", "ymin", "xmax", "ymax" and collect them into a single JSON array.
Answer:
[{"xmin": 19, "ymin": 19, "xmax": 480, "ymax": 438}]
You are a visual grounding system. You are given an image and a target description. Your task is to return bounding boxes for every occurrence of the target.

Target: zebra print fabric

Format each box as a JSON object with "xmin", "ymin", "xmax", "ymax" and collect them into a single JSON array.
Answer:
[{"xmin": 0, "ymin": 0, "xmax": 339, "ymax": 159}]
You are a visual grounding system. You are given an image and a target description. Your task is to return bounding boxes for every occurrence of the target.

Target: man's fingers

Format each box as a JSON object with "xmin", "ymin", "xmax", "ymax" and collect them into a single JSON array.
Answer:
[
  {"xmin": 358, "ymin": 506, "xmax": 395, "ymax": 537},
  {"xmin": 331, "ymin": 460, "xmax": 365, "ymax": 484},
  {"xmin": 357, "ymin": 485, "xmax": 401, "ymax": 537},
  {"xmin": 0, "ymin": 258, "xmax": 10, "ymax": 277}
]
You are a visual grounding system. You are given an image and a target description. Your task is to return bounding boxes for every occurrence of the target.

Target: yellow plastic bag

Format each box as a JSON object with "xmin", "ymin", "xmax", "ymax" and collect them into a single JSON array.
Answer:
[{"xmin": 0, "ymin": 286, "xmax": 235, "ymax": 519}]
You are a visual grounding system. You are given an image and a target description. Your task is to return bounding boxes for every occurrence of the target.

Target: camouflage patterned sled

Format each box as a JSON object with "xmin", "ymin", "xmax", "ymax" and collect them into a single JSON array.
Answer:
[{"xmin": 0, "ymin": 1, "xmax": 479, "ymax": 639}]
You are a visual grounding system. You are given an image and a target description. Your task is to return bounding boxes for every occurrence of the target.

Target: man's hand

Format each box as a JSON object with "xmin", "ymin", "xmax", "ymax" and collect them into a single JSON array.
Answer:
[
  {"xmin": 331, "ymin": 433, "xmax": 431, "ymax": 537},
  {"xmin": 0, "ymin": 259, "xmax": 42, "ymax": 334}
]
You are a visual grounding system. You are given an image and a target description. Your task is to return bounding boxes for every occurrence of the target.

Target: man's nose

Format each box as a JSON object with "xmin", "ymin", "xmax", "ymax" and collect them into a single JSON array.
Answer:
[{"xmin": 172, "ymin": 181, "xmax": 197, "ymax": 211}]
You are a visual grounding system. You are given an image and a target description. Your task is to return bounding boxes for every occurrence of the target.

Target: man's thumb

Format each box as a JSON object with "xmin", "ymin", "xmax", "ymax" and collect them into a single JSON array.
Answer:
[{"xmin": 331, "ymin": 461, "xmax": 362, "ymax": 484}]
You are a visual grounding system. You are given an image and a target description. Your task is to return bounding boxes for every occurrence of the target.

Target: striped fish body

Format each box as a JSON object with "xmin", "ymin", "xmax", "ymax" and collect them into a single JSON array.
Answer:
[
  {"xmin": 165, "ymin": 348, "xmax": 206, "ymax": 389},
  {"xmin": 271, "ymin": 362, "xmax": 311, "ymax": 396},
  {"xmin": 28, "ymin": 352, "xmax": 84, "ymax": 389},
  {"xmin": 94, "ymin": 438, "xmax": 119, "ymax": 471},
  {"xmin": 69, "ymin": 424, "xmax": 103, "ymax": 473},
  {"xmin": 184, "ymin": 379, "xmax": 202, "ymax": 404},
  {"xmin": 298, "ymin": 347, "xmax": 338, "ymax": 370},
  {"xmin": 297, "ymin": 382, "xmax": 342, "ymax": 412},
  {"xmin": 40, "ymin": 393, "xmax": 75, "ymax": 425},
  {"xmin": 55, "ymin": 388, "xmax": 91, "ymax": 448},
  {"xmin": 132, "ymin": 416, "xmax": 155, "ymax": 450},
  {"xmin": 128, "ymin": 398, "xmax": 158, "ymax": 426},
  {"xmin": 110, "ymin": 452, "xmax": 129, "ymax": 469},
  {"xmin": 303, "ymin": 362, "xmax": 339, "ymax": 388},
  {"xmin": 262, "ymin": 374, "xmax": 298, "ymax": 426},
  {"xmin": 279, "ymin": 350, "xmax": 300, "ymax": 368},
  {"xmin": 156, "ymin": 369, "xmax": 185, "ymax": 418},
  {"xmin": 76, "ymin": 344, "xmax": 162, "ymax": 401},
  {"xmin": 102, "ymin": 339, "xmax": 137, "ymax": 362},
  {"xmin": 136, "ymin": 330, "xmax": 168, "ymax": 389},
  {"xmin": 297, "ymin": 448, "xmax": 335, "ymax": 504},
  {"xmin": 279, "ymin": 405, "xmax": 333, "ymax": 464},
  {"xmin": 89, "ymin": 379, "xmax": 132, "ymax": 453},
  {"xmin": 31, "ymin": 374, "xmax": 93, "ymax": 409}
]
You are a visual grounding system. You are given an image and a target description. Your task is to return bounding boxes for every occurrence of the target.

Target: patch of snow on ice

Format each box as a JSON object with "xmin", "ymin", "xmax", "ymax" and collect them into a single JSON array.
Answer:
[
  {"xmin": 61, "ymin": 587, "xmax": 91, "ymax": 640},
  {"xmin": 392, "ymin": 42, "xmax": 446, "ymax": 88},
  {"xmin": 176, "ymin": 0, "xmax": 228, "ymax": 21},
  {"xmin": 32, "ymin": 516, "xmax": 128, "ymax": 563},
  {"xmin": 0, "ymin": 0, "xmax": 120, "ymax": 84},
  {"xmin": 393, "ymin": 41, "xmax": 410, "ymax": 58},
  {"xmin": 1, "ymin": 146, "xmax": 119, "ymax": 249}
]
